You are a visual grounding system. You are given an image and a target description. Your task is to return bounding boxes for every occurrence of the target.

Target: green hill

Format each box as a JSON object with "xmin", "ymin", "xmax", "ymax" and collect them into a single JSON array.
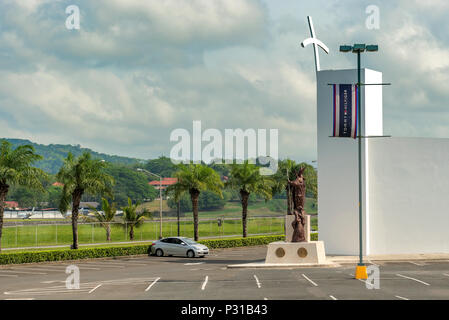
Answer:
[{"xmin": 3, "ymin": 138, "xmax": 143, "ymax": 174}]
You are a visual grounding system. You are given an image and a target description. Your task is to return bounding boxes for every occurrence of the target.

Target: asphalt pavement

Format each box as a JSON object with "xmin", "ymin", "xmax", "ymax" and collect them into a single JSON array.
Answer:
[{"xmin": 0, "ymin": 246, "xmax": 448, "ymax": 300}]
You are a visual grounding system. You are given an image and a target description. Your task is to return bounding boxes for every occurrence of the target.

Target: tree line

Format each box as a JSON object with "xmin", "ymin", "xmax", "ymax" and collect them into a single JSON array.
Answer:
[{"xmin": 0, "ymin": 140, "xmax": 317, "ymax": 251}]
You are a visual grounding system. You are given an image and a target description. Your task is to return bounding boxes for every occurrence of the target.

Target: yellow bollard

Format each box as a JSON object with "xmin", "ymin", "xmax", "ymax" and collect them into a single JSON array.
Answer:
[{"xmin": 355, "ymin": 265, "xmax": 368, "ymax": 279}]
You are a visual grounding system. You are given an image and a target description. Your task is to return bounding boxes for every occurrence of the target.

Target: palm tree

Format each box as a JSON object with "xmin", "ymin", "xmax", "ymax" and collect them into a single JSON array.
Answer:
[
  {"xmin": 168, "ymin": 164, "xmax": 223, "ymax": 241},
  {"xmin": 57, "ymin": 152, "xmax": 113, "ymax": 249},
  {"xmin": 271, "ymin": 159, "xmax": 297, "ymax": 214},
  {"xmin": 0, "ymin": 140, "xmax": 47, "ymax": 252},
  {"xmin": 226, "ymin": 161, "xmax": 273, "ymax": 237},
  {"xmin": 121, "ymin": 197, "xmax": 146, "ymax": 240},
  {"xmin": 91, "ymin": 197, "xmax": 116, "ymax": 241}
]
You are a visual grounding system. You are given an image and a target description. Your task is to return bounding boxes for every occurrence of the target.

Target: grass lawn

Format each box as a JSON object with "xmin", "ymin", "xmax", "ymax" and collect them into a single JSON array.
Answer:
[
  {"xmin": 1, "ymin": 217, "xmax": 285, "ymax": 249},
  {"xmin": 1, "ymin": 198, "xmax": 318, "ymax": 249}
]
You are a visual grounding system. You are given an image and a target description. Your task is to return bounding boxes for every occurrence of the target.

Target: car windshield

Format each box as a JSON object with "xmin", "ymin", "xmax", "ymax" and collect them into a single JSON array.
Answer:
[{"xmin": 182, "ymin": 239, "xmax": 197, "ymax": 245}]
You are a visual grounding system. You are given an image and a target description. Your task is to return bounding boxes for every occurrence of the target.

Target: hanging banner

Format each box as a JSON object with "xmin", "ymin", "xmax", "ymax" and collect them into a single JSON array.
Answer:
[{"xmin": 332, "ymin": 84, "xmax": 358, "ymax": 138}]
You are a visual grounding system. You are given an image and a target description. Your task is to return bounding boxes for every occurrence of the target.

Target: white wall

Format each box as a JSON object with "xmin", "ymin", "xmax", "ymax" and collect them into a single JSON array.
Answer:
[
  {"xmin": 317, "ymin": 68, "xmax": 449, "ymax": 255},
  {"xmin": 317, "ymin": 68, "xmax": 382, "ymax": 255},
  {"xmin": 368, "ymin": 138, "xmax": 449, "ymax": 254}
]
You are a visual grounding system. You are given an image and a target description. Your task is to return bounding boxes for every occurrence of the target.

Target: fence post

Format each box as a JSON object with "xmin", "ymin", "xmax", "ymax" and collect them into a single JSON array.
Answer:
[
  {"xmin": 92, "ymin": 223, "xmax": 94, "ymax": 243},
  {"xmin": 125, "ymin": 222, "xmax": 128, "ymax": 241},
  {"xmin": 35, "ymin": 224, "xmax": 38, "ymax": 246},
  {"xmin": 56, "ymin": 224, "xmax": 58, "ymax": 244},
  {"xmin": 15, "ymin": 223, "xmax": 18, "ymax": 247}
]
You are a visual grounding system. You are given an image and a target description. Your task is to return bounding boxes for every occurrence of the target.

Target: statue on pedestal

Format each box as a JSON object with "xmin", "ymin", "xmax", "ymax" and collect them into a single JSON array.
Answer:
[{"xmin": 288, "ymin": 167, "xmax": 307, "ymax": 242}]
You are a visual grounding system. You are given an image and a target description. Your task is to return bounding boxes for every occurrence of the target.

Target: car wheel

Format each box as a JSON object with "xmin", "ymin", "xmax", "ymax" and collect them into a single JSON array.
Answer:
[
  {"xmin": 187, "ymin": 250, "xmax": 195, "ymax": 258},
  {"xmin": 156, "ymin": 249, "xmax": 164, "ymax": 257}
]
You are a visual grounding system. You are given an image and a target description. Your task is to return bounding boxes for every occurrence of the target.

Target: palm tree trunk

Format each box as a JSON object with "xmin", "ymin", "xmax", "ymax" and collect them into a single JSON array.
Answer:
[
  {"xmin": 129, "ymin": 225, "xmax": 134, "ymax": 241},
  {"xmin": 0, "ymin": 184, "xmax": 10, "ymax": 252},
  {"xmin": 71, "ymin": 189, "xmax": 83, "ymax": 249},
  {"xmin": 190, "ymin": 189, "xmax": 200, "ymax": 241},
  {"xmin": 106, "ymin": 224, "xmax": 111, "ymax": 241},
  {"xmin": 240, "ymin": 190, "xmax": 250, "ymax": 238}
]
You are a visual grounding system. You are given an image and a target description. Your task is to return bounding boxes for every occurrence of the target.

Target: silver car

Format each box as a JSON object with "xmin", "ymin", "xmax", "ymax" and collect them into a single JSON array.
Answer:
[{"xmin": 149, "ymin": 237, "xmax": 209, "ymax": 258}]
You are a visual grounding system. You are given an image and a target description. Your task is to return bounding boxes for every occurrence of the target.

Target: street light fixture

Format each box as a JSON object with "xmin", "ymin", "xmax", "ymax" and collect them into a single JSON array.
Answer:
[
  {"xmin": 137, "ymin": 168, "xmax": 163, "ymax": 239},
  {"xmin": 339, "ymin": 43, "xmax": 378, "ymax": 280}
]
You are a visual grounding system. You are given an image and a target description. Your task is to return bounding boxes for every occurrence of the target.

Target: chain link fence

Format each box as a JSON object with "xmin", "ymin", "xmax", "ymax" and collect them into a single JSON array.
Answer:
[{"xmin": 1, "ymin": 216, "xmax": 284, "ymax": 249}]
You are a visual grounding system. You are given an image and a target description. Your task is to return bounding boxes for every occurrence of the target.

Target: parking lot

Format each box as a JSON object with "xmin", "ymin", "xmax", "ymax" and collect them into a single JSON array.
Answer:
[{"xmin": 1, "ymin": 246, "xmax": 448, "ymax": 300}]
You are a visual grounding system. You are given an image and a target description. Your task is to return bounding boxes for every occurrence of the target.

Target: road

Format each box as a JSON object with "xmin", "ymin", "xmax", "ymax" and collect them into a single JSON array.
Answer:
[{"xmin": 0, "ymin": 246, "xmax": 448, "ymax": 300}]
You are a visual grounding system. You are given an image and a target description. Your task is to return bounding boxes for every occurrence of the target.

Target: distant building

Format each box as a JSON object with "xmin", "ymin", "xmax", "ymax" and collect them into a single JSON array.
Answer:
[
  {"xmin": 149, "ymin": 178, "xmax": 178, "ymax": 191},
  {"xmin": 4, "ymin": 201, "xmax": 19, "ymax": 209},
  {"xmin": 52, "ymin": 182, "xmax": 64, "ymax": 187},
  {"xmin": 80, "ymin": 202, "xmax": 99, "ymax": 209}
]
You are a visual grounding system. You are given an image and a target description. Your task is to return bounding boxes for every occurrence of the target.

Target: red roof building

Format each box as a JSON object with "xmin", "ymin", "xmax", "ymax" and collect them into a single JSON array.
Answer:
[
  {"xmin": 52, "ymin": 182, "xmax": 64, "ymax": 187},
  {"xmin": 4, "ymin": 201, "xmax": 19, "ymax": 209},
  {"xmin": 149, "ymin": 178, "xmax": 178, "ymax": 190}
]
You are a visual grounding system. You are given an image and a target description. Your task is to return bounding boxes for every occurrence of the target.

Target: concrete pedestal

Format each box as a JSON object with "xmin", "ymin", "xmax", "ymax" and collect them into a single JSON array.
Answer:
[{"xmin": 265, "ymin": 241, "xmax": 327, "ymax": 265}]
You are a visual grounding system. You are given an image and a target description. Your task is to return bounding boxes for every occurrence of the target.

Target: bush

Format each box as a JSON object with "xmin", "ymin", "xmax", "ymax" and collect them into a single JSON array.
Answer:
[
  {"xmin": 198, "ymin": 235, "xmax": 285, "ymax": 249},
  {"xmin": 0, "ymin": 244, "xmax": 149, "ymax": 265},
  {"xmin": 0, "ymin": 234, "xmax": 319, "ymax": 265}
]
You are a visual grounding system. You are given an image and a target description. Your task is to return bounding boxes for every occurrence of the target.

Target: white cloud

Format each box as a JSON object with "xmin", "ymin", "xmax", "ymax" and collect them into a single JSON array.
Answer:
[{"xmin": 0, "ymin": 0, "xmax": 449, "ymax": 161}]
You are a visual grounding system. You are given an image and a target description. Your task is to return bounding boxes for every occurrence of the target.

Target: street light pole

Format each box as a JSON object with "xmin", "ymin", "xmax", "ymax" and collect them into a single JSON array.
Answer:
[
  {"xmin": 159, "ymin": 176, "xmax": 162, "ymax": 239},
  {"xmin": 177, "ymin": 200, "xmax": 180, "ymax": 236},
  {"xmin": 137, "ymin": 168, "xmax": 163, "ymax": 239},
  {"xmin": 357, "ymin": 50, "xmax": 363, "ymax": 270},
  {"xmin": 339, "ymin": 43, "xmax": 378, "ymax": 280}
]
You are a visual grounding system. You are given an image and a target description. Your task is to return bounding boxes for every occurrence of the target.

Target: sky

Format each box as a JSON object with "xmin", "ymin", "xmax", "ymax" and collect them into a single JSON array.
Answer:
[{"xmin": 0, "ymin": 0, "xmax": 448, "ymax": 162}]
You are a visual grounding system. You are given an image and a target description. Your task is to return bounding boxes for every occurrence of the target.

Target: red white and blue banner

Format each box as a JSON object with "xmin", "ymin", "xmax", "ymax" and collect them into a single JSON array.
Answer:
[{"xmin": 332, "ymin": 84, "xmax": 358, "ymax": 139}]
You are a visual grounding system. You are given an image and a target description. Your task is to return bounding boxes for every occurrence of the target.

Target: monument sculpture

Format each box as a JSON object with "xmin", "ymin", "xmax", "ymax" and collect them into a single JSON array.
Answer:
[{"xmin": 287, "ymin": 168, "xmax": 307, "ymax": 242}]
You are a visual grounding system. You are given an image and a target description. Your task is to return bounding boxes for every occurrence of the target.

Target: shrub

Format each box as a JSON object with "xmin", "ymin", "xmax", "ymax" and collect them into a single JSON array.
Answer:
[
  {"xmin": 0, "ymin": 245, "xmax": 149, "ymax": 265},
  {"xmin": 198, "ymin": 235, "xmax": 285, "ymax": 249}
]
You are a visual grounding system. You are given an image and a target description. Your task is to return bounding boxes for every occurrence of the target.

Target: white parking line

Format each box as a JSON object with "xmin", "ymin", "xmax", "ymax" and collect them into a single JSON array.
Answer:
[
  {"xmin": 396, "ymin": 274, "xmax": 430, "ymax": 286},
  {"xmin": 11, "ymin": 267, "xmax": 65, "ymax": 272},
  {"xmin": 74, "ymin": 266, "xmax": 101, "ymax": 270},
  {"xmin": 78, "ymin": 263, "xmax": 125, "ymax": 268},
  {"xmin": 395, "ymin": 295, "xmax": 409, "ymax": 300},
  {"xmin": 0, "ymin": 274, "xmax": 18, "ymax": 277},
  {"xmin": 408, "ymin": 261, "xmax": 425, "ymax": 266},
  {"xmin": 253, "ymin": 275, "xmax": 261, "ymax": 288},
  {"xmin": 443, "ymin": 273, "xmax": 449, "ymax": 277},
  {"xmin": 302, "ymin": 274, "xmax": 318, "ymax": 287},
  {"xmin": 145, "ymin": 277, "xmax": 160, "ymax": 292},
  {"xmin": 201, "ymin": 276, "xmax": 209, "ymax": 290},
  {"xmin": 4, "ymin": 288, "xmax": 93, "ymax": 296},
  {"xmin": 92, "ymin": 261, "xmax": 149, "ymax": 266},
  {"xmin": 357, "ymin": 278, "xmax": 368, "ymax": 285},
  {"xmin": 4, "ymin": 278, "xmax": 160, "ymax": 297},
  {"xmin": 88, "ymin": 284, "xmax": 102, "ymax": 294},
  {"xmin": 263, "ymin": 297, "xmax": 268, "ymax": 300},
  {"xmin": 329, "ymin": 295, "xmax": 338, "ymax": 300},
  {"xmin": 0, "ymin": 270, "xmax": 47, "ymax": 275},
  {"xmin": 4, "ymin": 298, "xmax": 35, "ymax": 300},
  {"xmin": 184, "ymin": 262, "xmax": 204, "ymax": 266}
]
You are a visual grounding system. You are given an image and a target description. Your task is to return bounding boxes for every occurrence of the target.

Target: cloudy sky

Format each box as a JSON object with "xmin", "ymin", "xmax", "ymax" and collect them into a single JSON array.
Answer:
[{"xmin": 0, "ymin": 0, "xmax": 448, "ymax": 162}]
